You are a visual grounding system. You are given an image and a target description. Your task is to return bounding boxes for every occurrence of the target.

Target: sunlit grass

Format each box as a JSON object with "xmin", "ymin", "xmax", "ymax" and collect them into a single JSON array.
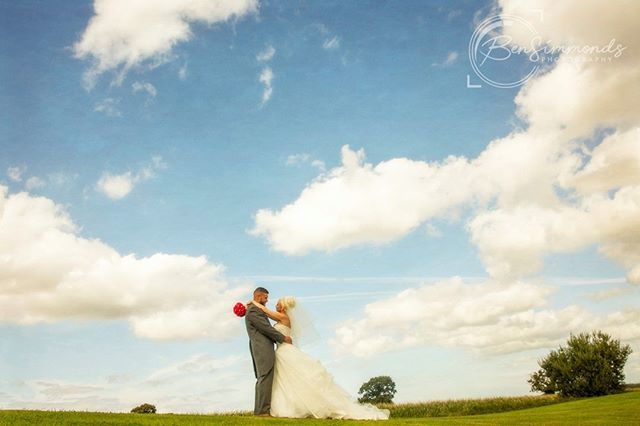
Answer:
[
  {"xmin": 379, "ymin": 393, "xmax": 566, "ymax": 417},
  {"xmin": 1, "ymin": 389, "xmax": 638, "ymax": 425}
]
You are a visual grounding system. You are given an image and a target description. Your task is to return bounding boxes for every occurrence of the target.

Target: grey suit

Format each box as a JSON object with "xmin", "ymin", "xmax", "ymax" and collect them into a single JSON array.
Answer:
[{"xmin": 245, "ymin": 304, "xmax": 285, "ymax": 415}]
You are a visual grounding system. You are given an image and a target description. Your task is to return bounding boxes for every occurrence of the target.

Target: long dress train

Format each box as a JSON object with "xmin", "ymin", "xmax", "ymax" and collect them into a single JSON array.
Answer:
[{"xmin": 270, "ymin": 322, "xmax": 390, "ymax": 420}]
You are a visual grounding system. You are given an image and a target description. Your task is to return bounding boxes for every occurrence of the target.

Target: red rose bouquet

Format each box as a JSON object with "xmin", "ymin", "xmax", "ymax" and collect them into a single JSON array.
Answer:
[{"xmin": 233, "ymin": 302, "xmax": 247, "ymax": 317}]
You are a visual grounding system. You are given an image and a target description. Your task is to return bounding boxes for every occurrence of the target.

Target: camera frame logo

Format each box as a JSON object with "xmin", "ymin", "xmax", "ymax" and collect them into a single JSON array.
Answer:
[{"xmin": 468, "ymin": 14, "xmax": 540, "ymax": 89}]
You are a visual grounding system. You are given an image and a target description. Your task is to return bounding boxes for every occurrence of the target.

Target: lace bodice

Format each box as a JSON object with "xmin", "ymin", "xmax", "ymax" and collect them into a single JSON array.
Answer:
[{"xmin": 274, "ymin": 322, "xmax": 292, "ymax": 337}]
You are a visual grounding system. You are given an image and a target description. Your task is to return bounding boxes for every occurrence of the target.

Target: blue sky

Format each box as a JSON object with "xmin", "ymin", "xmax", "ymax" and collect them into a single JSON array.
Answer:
[{"xmin": 1, "ymin": 0, "xmax": 639, "ymax": 414}]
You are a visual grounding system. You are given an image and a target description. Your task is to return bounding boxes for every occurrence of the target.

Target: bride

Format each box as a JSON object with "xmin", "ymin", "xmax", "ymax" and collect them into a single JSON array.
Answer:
[{"xmin": 248, "ymin": 296, "xmax": 390, "ymax": 420}]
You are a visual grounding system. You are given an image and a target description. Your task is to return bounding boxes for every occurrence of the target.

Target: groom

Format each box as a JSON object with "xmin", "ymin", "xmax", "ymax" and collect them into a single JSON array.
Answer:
[{"xmin": 245, "ymin": 287, "xmax": 292, "ymax": 416}]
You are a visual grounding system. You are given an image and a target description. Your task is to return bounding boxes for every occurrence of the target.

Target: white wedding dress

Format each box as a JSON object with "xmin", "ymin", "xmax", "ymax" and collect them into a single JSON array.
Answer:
[{"xmin": 270, "ymin": 322, "xmax": 390, "ymax": 420}]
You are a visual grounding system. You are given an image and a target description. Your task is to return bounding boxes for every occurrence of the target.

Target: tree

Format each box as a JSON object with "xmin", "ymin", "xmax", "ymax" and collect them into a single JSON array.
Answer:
[
  {"xmin": 131, "ymin": 403, "xmax": 156, "ymax": 413},
  {"xmin": 358, "ymin": 376, "xmax": 397, "ymax": 404},
  {"xmin": 528, "ymin": 331, "xmax": 632, "ymax": 397}
]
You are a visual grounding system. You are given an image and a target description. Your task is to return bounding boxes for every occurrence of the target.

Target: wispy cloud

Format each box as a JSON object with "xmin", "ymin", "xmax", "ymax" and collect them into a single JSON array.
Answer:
[
  {"xmin": 178, "ymin": 62, "xmax": 188, "ymax": 80},
  {"xmin": 256, "ymin": 44, "xmax": 276, "ymax": 62},
  {"xmin": 285, "ymin": 153, "xmax": 326, "ymax": 171},
  {"xmin": 25, "ymin": 176, "xmax": 45, "ymax": 190},
  {"xmin": 259, "ymin": 67, "xmax": 274, "ymax": 105},
  {"xmin": 6, "ymin": 166, "xmax": 77, "ymax": 192},
  {"xmin": 322, "ymin": 36, "xmax": 341, "ymax": 50},
  {"xmin": 6, "ymin": 166, "xmax": 25, "ymax": 182},
  {"xmin": 431, "ymin": 51, "xmax": 458, "ymax": 67},
  {"xmin": 94, "ymin": 98, "xmax": 121, "ymax": 117},
  {"xmin": 132, "ymin": 81, "xmax": 157, "ymax": 98},
  {"xmin": 256, "ymin": 44, "xmax": 276, "ymax": 106},
  {"xmin": 1, "ymin": 354, "xmax": 251, "ymax": 413}
]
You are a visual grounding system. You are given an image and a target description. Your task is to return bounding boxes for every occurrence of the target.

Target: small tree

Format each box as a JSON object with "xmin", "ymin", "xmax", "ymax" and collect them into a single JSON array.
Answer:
[
  {"xmin": 528, "ymin": 331, "xmax": 632, "ymax": 397},
  {"xmin": 131, "ymin": 403, "xmax": 156, "ymax": 413},
  {"xmin": 358, "ymin": 376, "xmax": 397, "ymax": 404}
]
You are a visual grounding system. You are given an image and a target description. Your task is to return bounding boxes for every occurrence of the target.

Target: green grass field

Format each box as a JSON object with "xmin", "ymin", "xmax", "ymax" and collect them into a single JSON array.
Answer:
[{"xmin": 1, "ymin": 390, "xmax": 638, "ymax": 425}]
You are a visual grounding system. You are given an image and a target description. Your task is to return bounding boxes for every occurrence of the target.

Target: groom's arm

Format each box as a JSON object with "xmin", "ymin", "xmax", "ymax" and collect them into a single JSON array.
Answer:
[{"xmin": 247, "ymin": 308, "xmax": 285, "ymax": 344}]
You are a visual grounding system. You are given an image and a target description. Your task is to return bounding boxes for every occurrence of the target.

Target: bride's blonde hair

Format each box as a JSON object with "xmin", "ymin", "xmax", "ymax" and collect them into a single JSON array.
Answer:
[{"xmin": 277, "ymin": 296, "xmax": 296, "ymax": 311}]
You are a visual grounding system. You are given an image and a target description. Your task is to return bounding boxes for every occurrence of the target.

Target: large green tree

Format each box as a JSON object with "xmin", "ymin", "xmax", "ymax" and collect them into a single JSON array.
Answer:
[
  {"xmin": 358, "ymin": 376, "xmax": 397, "ymax": 404},
  {"xmin": 528, "ymin": 331, "xmax": 632, "ymax": 397}
]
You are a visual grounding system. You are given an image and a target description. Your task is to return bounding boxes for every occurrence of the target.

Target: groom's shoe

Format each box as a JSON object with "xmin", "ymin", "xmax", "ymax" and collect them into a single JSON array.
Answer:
[{"xmin": 256, "ymin": 413, "xmax": 272, "ymax": 417}]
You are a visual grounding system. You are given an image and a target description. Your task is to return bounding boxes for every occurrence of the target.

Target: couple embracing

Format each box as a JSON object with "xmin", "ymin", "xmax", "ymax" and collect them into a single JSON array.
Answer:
[{"xmin": 245, "ymin": 286, "xmax": 390, "ymax": 420}]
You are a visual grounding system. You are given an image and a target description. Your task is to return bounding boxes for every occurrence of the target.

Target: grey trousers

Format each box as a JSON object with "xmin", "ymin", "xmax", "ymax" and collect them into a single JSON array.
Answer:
[{"xmin": 254, "ymin": 365, "xmax": 275, "ymax": 415}]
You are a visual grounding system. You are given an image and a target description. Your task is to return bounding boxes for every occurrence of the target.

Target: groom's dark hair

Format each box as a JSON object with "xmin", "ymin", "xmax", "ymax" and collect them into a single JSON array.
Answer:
[{"xmin": 254, "ymin": 286, "xmax": 269, "ymax": 295}]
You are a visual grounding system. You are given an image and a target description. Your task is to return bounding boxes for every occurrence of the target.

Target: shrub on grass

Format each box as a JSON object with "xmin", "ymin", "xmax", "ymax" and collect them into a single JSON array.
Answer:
[
  {"xmin": 131, "ymin": 403, "xmax": 156, "ymax": 414},
  {"xmin": 528, "ymin": 330, "xmax": 632, "ymax": 397},
  {"xmin": 358, "ymin": 376, "xmax": 397, "ymax": 404}
]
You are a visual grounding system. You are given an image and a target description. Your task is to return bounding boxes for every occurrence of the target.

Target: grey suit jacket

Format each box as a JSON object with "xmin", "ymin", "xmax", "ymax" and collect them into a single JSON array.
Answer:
[{"xmin": 245, "ymin": 304, "xmax": 285, "ymax": 377}]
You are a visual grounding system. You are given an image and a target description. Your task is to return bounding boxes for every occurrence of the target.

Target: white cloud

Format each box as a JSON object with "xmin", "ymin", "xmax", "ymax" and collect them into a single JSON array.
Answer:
[
  {"xmin": 24, "ymin": 176, "xmax": 46, "ymax": 190},
  {"xmin": 468, "ymin": 187, "xmax": 640, "ymax": 283},
  {"xmin": 0, "ymin": 185, "xmax": 248, "ymax": 341},
  {"xmin": 96, "ymin": 172, "xmax": 135, "ymax": 199},
  {"xmin": 501, "ymin": 0, "xmax": 640, "ymax": 139},
  {"xmin": 256, "ymin": 44, "xmax": 275, "ymax": 62},
  {"xmin": 1, "ymin": 354, "xmax": 253, "ymax": 413},
  {"xmin": 132, "ymin": 81, "xmax": 157, "ymax": 97},
  {"xmin": 251, "ymin": 144, "xmax": 483, "ymax": 255},
  {"xmin": 322, "ymin": 36, "xmax": 340, "ymax": 50},
  {"xmin": 94, "ymin": 98, "xmax": 121, "ymax": 117},
  {"xmin": 74, "ymin": 0, "xmax": 259, "ymax": 88},
  {"xmin": 7, "ymin": 166, "xmax": 25, "ymax": 182},
  {"xmin": 96, "ymin": 155, "xmax": 167, "ymax": 200},
  {"xmin": 566, "ymin": 129, "xmax": 640, "ymax": 194},
  {"xmin": 259, "ymin": 66, "xmax": 273, "ymax": 105},
  {"xmin": 584, "ymin": 286, "xmax": 636, "ymax": 301},
  {"xmin": 250, "ymin": 0, "xmax": 640, "ymax": 286},
  {"xmin": 286, "ymin": 153, "xmax": 311, "ymax": 165},
  {"xmin": 330, "ymin": 277, "xmax": 640, "ymax": 358},
  {"xmin": 310, "ymin": 160, "xmax": 326, "ymax": 171},
  {"xmin": 432, "ymin": 51, "xmax": 458, "ymax": 67},
  {"xmin": 178, "ymin": 62, "xmax": 188, "ymax": 80},
  {"xmin": 47, "ymin": 171, "xmax": 78, "ymax": 187},
  {"xmin": 6, "ymin": 169, "xmax": 77, "ymax": 192},
  {"xmin": 285, "ymin": 153, "xmax": 326, "ymax": 171},
  {"xmin": 320, "ymin": 0, "xmax": 640, "ymax": 358}
]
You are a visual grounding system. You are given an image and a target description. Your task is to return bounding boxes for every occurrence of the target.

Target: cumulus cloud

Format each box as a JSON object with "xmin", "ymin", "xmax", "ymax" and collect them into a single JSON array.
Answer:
[
  {"xmin": 259, "ymin": 66, "xmax": 274, "ymax": 105},
  {"xmin": 250, "ymin": 0, "xmax": 640, "ymax": 286},
  {"xmin": 248, "ymin": 0, "xmax": 640, "ymax": 357},
  {"xmin": 331, "ymin": 277, "xmax": 640, "ymax": 358},
  {"xmin": 468, "ymin": 187, "xmax": 640, "ymax": 283},
  {"xmin": 566, "ymin": 129, "xmax": 640, "ymax": 194},
  {"xmin": 502, "ymin": 0, "xmax": 640, "ymax": 138},
  {"xmin": 0, "ymin": 185, "xmax": 248, "ymax": 340},
  {"xmin": 96, "ymin": 156, "xmax": 167, "ymax": 200},
  {"xmin": 250, "ymin": 140, "xmax": 554, "ymax": 255},
  {"xmin": 74, "ymin": 0, "xmax": 259, "ymax": 88}
]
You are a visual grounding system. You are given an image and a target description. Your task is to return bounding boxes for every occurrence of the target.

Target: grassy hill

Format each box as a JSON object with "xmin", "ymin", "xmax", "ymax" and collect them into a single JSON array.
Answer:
[{"xmin": 1, "ymin": 390, "xmax": 638, "ymax": 425}]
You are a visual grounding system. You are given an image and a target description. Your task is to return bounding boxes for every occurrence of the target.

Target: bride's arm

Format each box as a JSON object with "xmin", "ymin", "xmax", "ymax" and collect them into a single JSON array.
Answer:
[{"xmin": 249, "ymin": 301, "xmax": 288, "ymax": 322}]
